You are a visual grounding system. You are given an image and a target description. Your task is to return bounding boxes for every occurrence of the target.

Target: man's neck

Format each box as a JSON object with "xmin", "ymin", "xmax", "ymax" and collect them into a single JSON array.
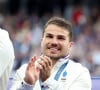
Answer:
[{"xmin": 51, "ymin": 59, "xmax": 58, "ymax": 67}]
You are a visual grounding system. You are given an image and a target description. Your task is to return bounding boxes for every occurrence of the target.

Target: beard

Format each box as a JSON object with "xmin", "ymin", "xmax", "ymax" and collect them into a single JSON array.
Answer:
[
  {"xmin": 42, "ymin": 51, "xmax": 67, "ymax": 61},
  {"xmin": 41, "ymin": 44, "xmax": 68, "ymax": 60},
  {"xmin": 49, "ymin": 55, "xmax": 67, "ymax": 60}
]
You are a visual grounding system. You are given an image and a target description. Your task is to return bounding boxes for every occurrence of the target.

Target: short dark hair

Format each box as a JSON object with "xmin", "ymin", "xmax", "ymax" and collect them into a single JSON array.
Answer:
[{"xmin": 43, "ymin": 17, "xmax": 73, "ymax": 41}]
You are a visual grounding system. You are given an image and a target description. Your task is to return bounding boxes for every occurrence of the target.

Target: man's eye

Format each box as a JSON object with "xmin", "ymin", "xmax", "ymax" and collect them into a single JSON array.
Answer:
[
  {"xmin": 58, "ymin": 37, "xmax": 65, "ymax": 40},
  {"xmin": 46, "ymin": 35, "xmax": 53, "ymax": 38}
]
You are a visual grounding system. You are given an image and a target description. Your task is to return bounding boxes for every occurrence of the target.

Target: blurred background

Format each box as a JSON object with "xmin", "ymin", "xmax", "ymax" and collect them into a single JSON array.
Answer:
[{"xmin": 0, "ymin": 0, "xmax": 100, "ymax": 77}]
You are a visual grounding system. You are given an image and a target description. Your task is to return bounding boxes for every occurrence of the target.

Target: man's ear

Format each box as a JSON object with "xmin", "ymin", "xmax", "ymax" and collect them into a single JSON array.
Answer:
[
  {"xmin": 68, "ymin": 41, "xmax": 74, "ymax": 48},
  {"xmin": 68, "ymin": 42, "xmax": 74, "ymax": 53}
]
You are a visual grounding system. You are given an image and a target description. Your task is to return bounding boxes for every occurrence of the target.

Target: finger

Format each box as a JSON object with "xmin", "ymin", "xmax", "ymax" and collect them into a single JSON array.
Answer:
[
  {"xmin": 39, "ymin": 60, "xmax": 46, "ymax": 70},
  {"xmin": 27, "ymin": 56, "xmax": 37, "ymax": 70},
  {"xmin": 32, "ymin": 56, "xmax": 37, "ymax": 62},
  {"xmin": 40, "ymin": 55, "xmax": 52, "ymax": 68},
  {"xmin": 43, "ymin": 56, "xmax": 52, "ymax": 66},
  {"xmin": 38, "ymin": 56, "xmax": 48, "ymax": 70},
  {"xmin": 35, "ymin": 61, "xmax": 42, "ymax": 70},
  {"xmin": 40, "ymin": 56, "xmax": 48, "ymax": 67}
]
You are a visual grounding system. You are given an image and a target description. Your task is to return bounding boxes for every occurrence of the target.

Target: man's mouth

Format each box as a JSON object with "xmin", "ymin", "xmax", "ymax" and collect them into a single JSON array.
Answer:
[{"xmin": 48, "ymin": 47, "xmax": 60, "ymax": 53}]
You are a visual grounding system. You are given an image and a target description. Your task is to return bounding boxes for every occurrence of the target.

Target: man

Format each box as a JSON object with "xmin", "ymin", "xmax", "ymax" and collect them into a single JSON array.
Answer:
[
  {"xmin": 0, "ymin": 29, "xmax": 15, "ymax": 90},
  {"xmin": 10, "ymin": 17, "xmax": 91, "ymax": 90}
]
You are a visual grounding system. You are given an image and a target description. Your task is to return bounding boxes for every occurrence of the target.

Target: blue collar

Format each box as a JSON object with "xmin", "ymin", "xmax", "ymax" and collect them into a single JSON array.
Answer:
[{"xmin": 54, "ymin": 60, "xmax": 69, "ymax": 81}]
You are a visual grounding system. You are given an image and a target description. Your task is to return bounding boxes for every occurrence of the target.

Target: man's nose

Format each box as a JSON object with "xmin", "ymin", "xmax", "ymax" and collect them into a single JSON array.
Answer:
[{"xmin": 51, "ymin": 38, "xmax": 58, "ymax": 45}]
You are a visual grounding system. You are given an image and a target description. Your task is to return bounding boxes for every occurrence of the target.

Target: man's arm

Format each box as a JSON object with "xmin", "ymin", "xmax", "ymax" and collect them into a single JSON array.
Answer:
[
  {"xmin": 10, "ymin": 64, "xmax": 35, "ymax": 90},
  {"xmin": 10, "ymin": 56, "xmax": 41, "ymax": 90}
]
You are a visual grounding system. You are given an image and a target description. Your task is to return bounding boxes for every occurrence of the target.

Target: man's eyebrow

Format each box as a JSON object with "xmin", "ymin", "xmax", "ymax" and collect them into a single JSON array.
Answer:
[
  {"xmin": 45, "ymin": 33, "xmax": 52, "ymax": 35},
  {"xmin": 57, "ymin": 35, "xmax": 66, "ymax": 39},
  {"xmin": 45, "ymin": 32, "xmax": 66, "ymax": 37}
]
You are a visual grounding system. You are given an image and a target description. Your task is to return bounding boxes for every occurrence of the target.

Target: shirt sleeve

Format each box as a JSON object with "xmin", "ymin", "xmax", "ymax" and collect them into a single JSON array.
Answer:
[
  {"xmin": 10, "ymin": 80, "xmax": 34, "ymax": 90},
  {"xmin": 20, "ymin": 80, "xmax": 34, "ymax": 90},
  {"xmin": 41, "ymin": 77, "xmax": 59, "ymax": 90},
  {"xmin": 10, "ymin": 64, "xmax": 35, "ymax": 90}
]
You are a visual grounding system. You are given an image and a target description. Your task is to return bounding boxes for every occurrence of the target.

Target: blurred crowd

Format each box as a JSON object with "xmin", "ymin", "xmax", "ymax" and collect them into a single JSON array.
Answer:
[{"xmin": 0, "ymin": 3, "xmax": 100, "ymax": 77}]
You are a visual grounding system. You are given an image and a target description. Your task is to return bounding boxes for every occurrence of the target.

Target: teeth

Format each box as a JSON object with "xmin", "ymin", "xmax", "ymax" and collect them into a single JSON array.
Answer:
[{"xmin": 50, "ymin": 48, "xmax": 57, "ymax": 50}]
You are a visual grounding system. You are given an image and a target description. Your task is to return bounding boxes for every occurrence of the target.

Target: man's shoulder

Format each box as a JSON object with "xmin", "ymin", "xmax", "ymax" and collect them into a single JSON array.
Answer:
[
  {"xmin": 68, "ymin": 60, "xmax": 89, "ymax": 72},
  {"xmin": 64, "ymin": 60, "xmax": 91, "ymax": 89}
]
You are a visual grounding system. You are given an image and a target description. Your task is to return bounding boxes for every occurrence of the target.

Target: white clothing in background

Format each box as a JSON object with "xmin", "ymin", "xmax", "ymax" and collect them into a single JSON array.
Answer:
[{"xmin": 0, "ymin": 29, "xmax": 15, "ymax": 90}]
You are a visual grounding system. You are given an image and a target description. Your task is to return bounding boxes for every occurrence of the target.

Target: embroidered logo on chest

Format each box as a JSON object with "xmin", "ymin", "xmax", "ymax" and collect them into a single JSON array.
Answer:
[{"xmin": 61, "ymin": 70, "xmax": 67, "ymax": 81}]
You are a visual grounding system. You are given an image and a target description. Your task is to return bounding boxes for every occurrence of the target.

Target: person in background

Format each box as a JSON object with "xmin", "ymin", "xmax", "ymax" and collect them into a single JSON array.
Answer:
[
  {"xmin": 0, "ymin": 29, "xmax": 15, "ymax": 90},
  {"xmin": 10, "ymin": 17, "xmax": 91, "ymax": 90}
]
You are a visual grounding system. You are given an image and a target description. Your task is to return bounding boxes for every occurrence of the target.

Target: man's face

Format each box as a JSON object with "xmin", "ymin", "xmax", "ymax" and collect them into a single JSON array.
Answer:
[{"xmin": 41, "ymin": 24, "xmax": 73, "ymax": 60}]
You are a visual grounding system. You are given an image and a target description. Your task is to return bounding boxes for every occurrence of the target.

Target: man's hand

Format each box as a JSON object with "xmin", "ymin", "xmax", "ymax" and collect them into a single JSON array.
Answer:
[
  {"xmin": 38, "ymin": 55, "xmax": 52, "ymax": 82},
  {"xmin": 24, "ymin": 56, "xmax": 40, "ymax": 85}
]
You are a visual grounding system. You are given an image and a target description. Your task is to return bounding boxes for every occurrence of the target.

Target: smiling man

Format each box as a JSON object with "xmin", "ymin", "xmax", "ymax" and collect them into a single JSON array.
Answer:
[{"xmin": 10, "ymin": 17, "xmax": 91, "ymax": 90}]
